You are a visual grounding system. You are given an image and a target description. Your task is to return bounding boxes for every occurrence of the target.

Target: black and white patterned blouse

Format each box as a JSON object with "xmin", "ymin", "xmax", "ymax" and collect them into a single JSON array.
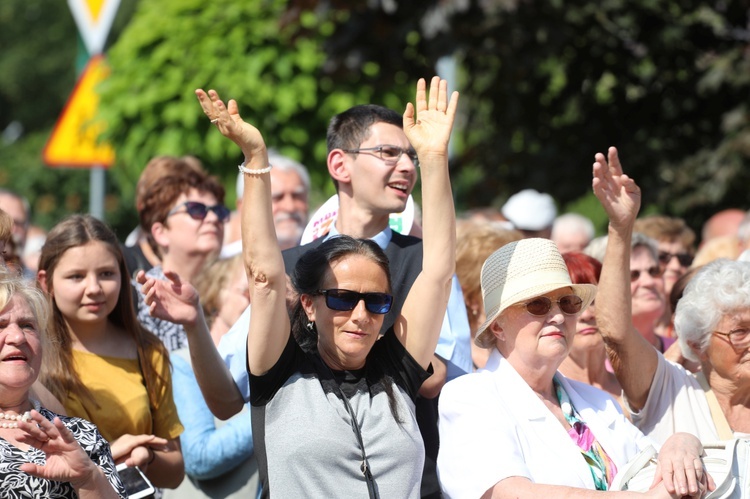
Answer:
[
  {"xmin": 0, "ymin": 406, "xmax": 126, "ymax": 498},
  {"xmin": 134, "ymin": 265, "xmax": 187, "ymax": 352}
]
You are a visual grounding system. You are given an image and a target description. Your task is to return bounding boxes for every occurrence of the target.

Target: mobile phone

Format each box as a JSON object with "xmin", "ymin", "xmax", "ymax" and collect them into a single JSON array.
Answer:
[{"xmin": 116, "ymin": 463, "xmax": 155, "ymax": 499}]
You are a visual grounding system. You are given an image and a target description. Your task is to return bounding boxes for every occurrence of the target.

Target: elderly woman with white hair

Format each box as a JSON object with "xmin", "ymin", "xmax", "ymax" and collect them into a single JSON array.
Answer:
[
  {"xmin": 437, "ymin": 237, "xmax": 710, "ymax": 498},
  {"xmin": 593, "ymin": 146, "xmax": 750, "ymax": 446}
]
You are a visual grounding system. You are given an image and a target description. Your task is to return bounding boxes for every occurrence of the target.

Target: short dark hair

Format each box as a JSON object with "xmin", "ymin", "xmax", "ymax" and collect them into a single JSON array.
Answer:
[
  {"xmin": 326, "ymin": 104, "xmax": 402, "ymax": 153},
  {"xmin": 138, "ymin": 162, "xmax": 225, "ymax": 256},
  {"xmin": 326, "ymin": 105, "xmax": 403, "ymax": 190}
]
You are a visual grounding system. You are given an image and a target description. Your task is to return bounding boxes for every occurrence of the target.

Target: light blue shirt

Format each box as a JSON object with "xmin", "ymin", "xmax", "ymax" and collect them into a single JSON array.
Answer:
[
  {"xmin": 218, "ymin": 225, "xmax": 472, "ymax": 401},
  {"xmin": 171, "ymin": 351, "xmax": 254, "ymax": 479}
]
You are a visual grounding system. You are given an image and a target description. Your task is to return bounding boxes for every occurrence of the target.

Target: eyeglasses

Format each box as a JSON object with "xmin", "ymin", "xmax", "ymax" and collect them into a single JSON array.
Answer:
[
  {"xmin": 167, "ymin": 201, "xmax": 230, "ymax": 222},
  {"xmin": 517, "ymin": 295, "xmax": 584, "ymax": 316},
  {"xmin": 317, "ymin": 289, "xmax": 393, "ymax": 315},
  {"xmin": 342, "ymin": 145, "xmax": 419, "ymax": 167},
  {"xmin": 630, "ymin": 266, "xmax": 663, "ymax": 282},
  {"xmin": 712, "ymin": 328, "xmax": 750, "ymax": 350},
  {"xmin": 658, "ymin": 251, "xmax": 693, "ymax": 267}
]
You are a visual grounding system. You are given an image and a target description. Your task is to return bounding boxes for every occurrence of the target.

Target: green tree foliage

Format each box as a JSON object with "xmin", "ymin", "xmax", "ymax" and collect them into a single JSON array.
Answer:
[
  {"xmin": 0, "ymin": 0, "xmax": 137, "ymax": 234},
  {"xmin": 439, "ymin": 0, "xmax": 750, "ymax": 231},
  {"xmin": 98, "ymin": 0, "xmax": 429, "ymax": 211},
  {"xmin": 4, "ymin": 0, "xmax": 749, "ymax": 239}
]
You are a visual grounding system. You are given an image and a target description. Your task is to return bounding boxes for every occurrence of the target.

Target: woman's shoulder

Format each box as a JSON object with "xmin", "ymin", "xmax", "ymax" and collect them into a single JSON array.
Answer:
[{"xmin": 440, "ymin": 370, "xmax": 498, "ymax": 408}]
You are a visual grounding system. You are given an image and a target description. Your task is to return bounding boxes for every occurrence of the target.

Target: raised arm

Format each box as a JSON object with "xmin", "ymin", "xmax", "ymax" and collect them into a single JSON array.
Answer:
[
  {"xmin": 396, "ymin": 77, "xmax": 459, "ymax": 369},
  {"xmin": 592, "ymin": 146, "xmax": 658, "ymax": 411},
  {"xmin": 195, "ymin": 89, "xmax": 290, "ymax": 376},
  {"xmin": 137, "ymin": 269, "xmax": 245, "ymax": 419}
]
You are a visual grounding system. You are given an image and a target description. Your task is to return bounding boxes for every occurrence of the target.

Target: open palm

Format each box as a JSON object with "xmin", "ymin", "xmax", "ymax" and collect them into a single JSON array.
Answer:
[
  {"xmin": 403, "ymin": 77, "xmax": 459, "ymax": 157},
  {"xmin": 592, "ymin": 146, "xmax": 641, "ymax": 228},
  {"xmin": 195, "ymin": 89, "xmax": 267, "ymax": 160}
]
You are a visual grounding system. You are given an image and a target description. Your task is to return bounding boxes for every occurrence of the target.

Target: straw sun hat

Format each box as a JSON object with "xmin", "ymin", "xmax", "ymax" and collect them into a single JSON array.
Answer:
[{"xmin": 474, "ymin": 238, "xmax": 597, "ymax": 348}]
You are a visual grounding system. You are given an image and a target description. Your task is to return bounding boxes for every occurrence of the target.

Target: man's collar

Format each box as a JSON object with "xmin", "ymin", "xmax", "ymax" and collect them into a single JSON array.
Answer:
[{"xmin": 324, "ymin": 220, "xmax": 392, "ymax": 250}]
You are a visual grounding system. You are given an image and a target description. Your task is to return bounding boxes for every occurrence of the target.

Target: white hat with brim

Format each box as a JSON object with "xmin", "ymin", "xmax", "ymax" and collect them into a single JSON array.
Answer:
[{"xmin": 475, "ymin": 238, "xmax": 597, "ymax": 348}]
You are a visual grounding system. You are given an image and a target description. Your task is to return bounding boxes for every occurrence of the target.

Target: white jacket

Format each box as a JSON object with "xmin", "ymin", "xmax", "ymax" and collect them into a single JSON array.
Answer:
[{"xmin": 437, "ymin": 349, "xmax": 654, "ymax": 498}]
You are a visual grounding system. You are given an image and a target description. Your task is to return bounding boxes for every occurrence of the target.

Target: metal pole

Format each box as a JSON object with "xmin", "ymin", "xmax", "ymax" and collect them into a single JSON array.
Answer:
[{"xmin": 90, "ymin": 166, "xmax": 105, "ymax": 220}]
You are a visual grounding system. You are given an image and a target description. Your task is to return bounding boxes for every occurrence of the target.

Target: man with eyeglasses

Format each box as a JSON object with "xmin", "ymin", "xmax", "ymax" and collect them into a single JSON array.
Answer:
[
  {"xmin": 205, "ymin": 103, "xmax": 472, "ymax": 498},
  {"xmin": 222, "ymin": 149, "xmax": 311, "ymax": 257}
]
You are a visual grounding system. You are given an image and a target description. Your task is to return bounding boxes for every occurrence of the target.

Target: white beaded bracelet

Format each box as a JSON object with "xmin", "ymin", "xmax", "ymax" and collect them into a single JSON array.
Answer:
[{"xmin": 238, "ymin": 161, "xmax": 273, "ymax": 175}]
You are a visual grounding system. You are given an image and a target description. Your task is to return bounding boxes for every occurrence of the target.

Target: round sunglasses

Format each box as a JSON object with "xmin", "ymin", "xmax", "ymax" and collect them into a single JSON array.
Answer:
[
  {"xmin": 317, "ymin": 289, "xmax": 393, "ymax": 315},
  {"xmin": 516, "ymin": 295, "xmax": 583, "ymax": 316},
  {"xmin": 167, "ymin": 201, "xmax": 230, "ymax": 222}
]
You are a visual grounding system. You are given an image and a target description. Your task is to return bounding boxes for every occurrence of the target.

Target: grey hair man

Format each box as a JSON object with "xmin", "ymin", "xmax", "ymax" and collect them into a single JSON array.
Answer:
[
  {"xmin": 222, "ymin": 149, "xmax": 310, "ymax": 255},
  {"xmin": 551, "ymin": 212, "xmax": 595, "ymax": 253}
]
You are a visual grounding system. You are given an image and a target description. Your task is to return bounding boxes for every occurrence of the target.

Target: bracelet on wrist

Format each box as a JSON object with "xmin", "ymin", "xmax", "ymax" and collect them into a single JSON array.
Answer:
[
  {"xmin": 147, "ymin": 447, "xmax": 157, "ymax": 465},
  {"xmin": 238, "ymin": 161, "xmax": 273, "ymax": 175}
]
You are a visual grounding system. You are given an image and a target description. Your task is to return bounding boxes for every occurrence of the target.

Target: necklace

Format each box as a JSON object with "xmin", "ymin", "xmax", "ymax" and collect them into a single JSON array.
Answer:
[
  {"xmin": 0, "ymin": 410, "xmax": 31, "ymax": 428},
  {"xmin": 0, "ymin": 399, "xmax": 39, "ymax": 429}
]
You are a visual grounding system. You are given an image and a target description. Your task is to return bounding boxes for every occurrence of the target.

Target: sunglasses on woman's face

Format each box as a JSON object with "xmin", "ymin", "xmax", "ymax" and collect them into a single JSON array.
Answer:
[
  {"xmin": 630, "ymin": 266, "xmax": 663, "ymax": 282},
  {"xmin": 518, "ymin": 295, "xmax": 583, "ymax": 316},
  {"xmin": 317, "ymin": 289, "xmax": 393, "ymax": 314},
  {"xmin": 167, "ymin": 201, "xmax": 230, "ymax": 222},
  {"xmin": 658, "ymin": 251, "xmax": 693, "ymax": 267}
]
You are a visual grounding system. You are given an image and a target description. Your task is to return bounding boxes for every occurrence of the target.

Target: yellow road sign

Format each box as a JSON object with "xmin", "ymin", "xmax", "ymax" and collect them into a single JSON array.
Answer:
[{"xmin": 43, "ymin": 55, "xmax": 115, "ymax": 168}]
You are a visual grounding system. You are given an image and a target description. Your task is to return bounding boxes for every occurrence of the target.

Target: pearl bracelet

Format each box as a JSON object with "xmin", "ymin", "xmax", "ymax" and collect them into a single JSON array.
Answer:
[{"xmin": 238, "ymin": 161, "xmax": 273, "ymax": 175}]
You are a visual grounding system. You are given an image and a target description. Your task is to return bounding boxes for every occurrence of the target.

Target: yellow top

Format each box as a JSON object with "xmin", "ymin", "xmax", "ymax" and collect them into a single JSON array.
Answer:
[{"xmin": 64, "ymin": 348, "xmax": 183, "ymax": 444}]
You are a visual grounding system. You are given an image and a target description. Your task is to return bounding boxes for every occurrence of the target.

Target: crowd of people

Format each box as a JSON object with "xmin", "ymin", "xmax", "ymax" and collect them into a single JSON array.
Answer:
[{"xmin": 0, "ymin": 74, "xmax": 748, "ymax": 499}]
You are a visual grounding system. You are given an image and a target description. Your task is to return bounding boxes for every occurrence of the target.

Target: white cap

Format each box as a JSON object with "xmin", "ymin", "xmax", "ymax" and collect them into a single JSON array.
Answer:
[{"xmin": 501, "ymin": 189, "xmax": 557, "ymax": 231}]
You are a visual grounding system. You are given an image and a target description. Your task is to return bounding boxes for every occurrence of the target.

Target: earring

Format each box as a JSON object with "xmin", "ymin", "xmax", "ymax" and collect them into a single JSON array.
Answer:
[{"xmin": 306, "ymin": 321, "xmax": 315, "ymax": 332}]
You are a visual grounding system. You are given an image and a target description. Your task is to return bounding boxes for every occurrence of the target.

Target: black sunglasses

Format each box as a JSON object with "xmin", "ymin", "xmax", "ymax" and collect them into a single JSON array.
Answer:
[
  {"xmin": 518, "ymin": 295, "xmax": 583, "ymax": 316},
  {"xmin": 658, "ymin": 251, "xmax": 693, "ymax": 267},
  {"xmin": 167, "ymin": 201, "xmax": 230, "ymax": 222},
  {"xmin": 630, "ymin": 266, "xmax": 663, "ymax": 282},
  {"xmin": 317, "ymin": 289, "xmax": 393, "ymax": 314}
]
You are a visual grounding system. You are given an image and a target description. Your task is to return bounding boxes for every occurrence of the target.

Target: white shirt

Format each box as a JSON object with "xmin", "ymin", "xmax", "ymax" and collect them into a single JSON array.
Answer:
[
  {"xmin": 438, "ymin": 349, "xmax": 653, "ymax": 498},
  {"xmin": 625, "ymin": 353, "xmax": 720, "ymax": 445}
]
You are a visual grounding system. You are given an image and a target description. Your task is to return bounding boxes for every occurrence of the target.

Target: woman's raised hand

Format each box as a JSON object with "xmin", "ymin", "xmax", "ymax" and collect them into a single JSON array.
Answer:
[
  {"xmin": 195, "ymin": 89, "xmax": 267, "ymax": 161},
  {"xmin": 592, "ymin": 146, "xmax": 641, "ymax": 230},
  {"xmin": 403, "ymin": 76, "xmax": 459, "ymax": 159}
]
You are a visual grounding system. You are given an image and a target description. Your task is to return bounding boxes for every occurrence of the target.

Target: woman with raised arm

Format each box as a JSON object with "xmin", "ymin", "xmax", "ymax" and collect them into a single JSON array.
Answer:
[
  {"xmin": 438, "ymin": 236, "xmax": 711, "ymax": 499},
  {"xmin": 193, "ymin": 76, "xmax": 457, "ymax": 498},
  {"xmin": 594, "ymin": 147, "xmax": 750, "ymax": 445}
]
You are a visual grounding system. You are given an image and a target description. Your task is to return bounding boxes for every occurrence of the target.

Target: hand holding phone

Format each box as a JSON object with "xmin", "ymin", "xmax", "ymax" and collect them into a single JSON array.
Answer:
[{"xmin": 116, "ymin": 463, "xmax": 155, "ymax": 499}]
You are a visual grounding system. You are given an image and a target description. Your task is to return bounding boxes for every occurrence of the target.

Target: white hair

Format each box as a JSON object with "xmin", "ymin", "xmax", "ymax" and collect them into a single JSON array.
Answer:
[
  {"xmin": 552, "ymin": 213, "xmax": 595, "ymax": 239},
  {"xmin": 675, "ymin": 258, "xmax": 750, "ymax": 361},
  {"xmin": 582, "ymin": 232, "xmax": 658, "ymax": 264}
]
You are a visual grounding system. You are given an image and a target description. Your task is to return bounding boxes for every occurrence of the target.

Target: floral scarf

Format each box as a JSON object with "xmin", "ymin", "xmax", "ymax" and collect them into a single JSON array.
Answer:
[{"xmin": 554, "ymin": 378, "xmax": 618, "ymax": 490}]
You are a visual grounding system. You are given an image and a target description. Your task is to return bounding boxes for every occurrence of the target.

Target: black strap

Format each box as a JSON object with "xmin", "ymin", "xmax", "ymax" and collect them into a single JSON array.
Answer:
[
  {"xmin": 321, "ymin": 361, "xmax": 379, "ymax": 499},
  {"xmin": 337, "ymin": 391, "xmax": 378, "ymax": 499}
]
